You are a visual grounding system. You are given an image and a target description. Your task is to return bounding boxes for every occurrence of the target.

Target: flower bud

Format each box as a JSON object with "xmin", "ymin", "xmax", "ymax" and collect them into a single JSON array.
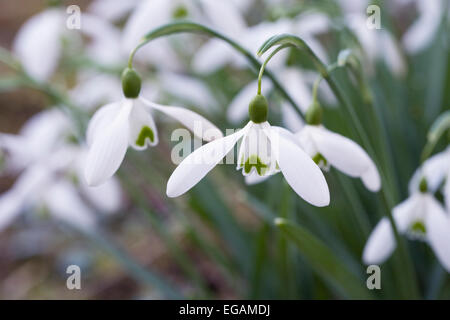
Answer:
[
  {"xmin": 305, "ymin": 101, "xmax": 323, "ymax": 125},
  {"xmin": 122, "ymin": 68, "xmax": 141, "ymax": 98},
  {"xmin": 248, "ymin": 94, "xmax": 268, "ymax": 123}
]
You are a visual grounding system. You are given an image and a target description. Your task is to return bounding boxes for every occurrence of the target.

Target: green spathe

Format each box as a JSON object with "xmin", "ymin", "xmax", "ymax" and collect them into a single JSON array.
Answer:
[
  {"xmin": 122, "ymin": 68, "xmax": 141, "ymax": 98},
  {"xmin": 136, "ymin": 126, "xmax": 155, "ymax": 147},
  {"xmin": 248, "ymin": 94, "xmax": 268, "ymax": 123}
]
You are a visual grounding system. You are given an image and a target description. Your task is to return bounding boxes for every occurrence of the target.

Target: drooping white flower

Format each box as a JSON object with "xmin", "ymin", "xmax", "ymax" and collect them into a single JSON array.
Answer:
[
  {"xmin": 409, "ymin": 147, "xmax": 450, "ymax": 210},
  {"xmin": 84, "ymin": 68, "xmax": 223, "ymax": 186},
  {"xmin": 166, "ymin": 95, "xmax": 330, "ymax": 207},
  {"xmin": 296, "ymin": 124, "xmax": 381, "ymax": 192},
  {"xmin": 13, "ymin": 7, "xmax": 122, "ymax": 81},
  {"xmin": 363, "ymin": 191, "xmax": 450, "ymax": 272}
]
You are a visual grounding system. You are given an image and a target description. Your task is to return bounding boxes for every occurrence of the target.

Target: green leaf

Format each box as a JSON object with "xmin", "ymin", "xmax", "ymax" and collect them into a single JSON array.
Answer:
[{"xmin": 274, "ymin": 218, "xmax": 373, "ymax": 299}]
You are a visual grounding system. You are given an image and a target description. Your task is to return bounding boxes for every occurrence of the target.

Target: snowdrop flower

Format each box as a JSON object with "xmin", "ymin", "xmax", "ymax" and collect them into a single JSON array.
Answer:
[
  {"xmin": 363, "ymin": 179, "xmax": 450, "ymax": 272},
  {"xmin": 0, "ymin": 110, "xmax": 122, "ymax": 232},
  {"xmin": 85, "ymin": 68, "xmax": 222, "ymax": 186},
  {"xmin": 166, "ymin": 94, "xmax": 330, "ymax": 207},
  {"xmin": 409, "ymin": 147, "xmax": 450, "ymax": 210},
  {"xmin": 295, "ymin": 103, "xmax": 381, "ymax": 192},
  {"xmin": 13, "ymin": 5, "xmax": 122, "ymax": 81}
]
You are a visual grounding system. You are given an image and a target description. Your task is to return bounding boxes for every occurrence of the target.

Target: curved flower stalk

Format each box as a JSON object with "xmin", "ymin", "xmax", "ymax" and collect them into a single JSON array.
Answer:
[
  {"xmin": 193, "ymin": 11, "xmax": 331, "ymax": 74},
  {"xmin": 13, "ymin": 5, "xmax": 122, "ymax": 81},
  {"xmin": 167, "ymin": 93, "xmax": 330, "ymax": 207},
  {"xmin": 0, "ymin": 109, "xmax": 122, "ymax": 232},
  {"xmin": 363, "ymin": 182, "xmax": 450, "ymax": 272},
  {"xmin": 84, "ymin": 68, "xmax": 223, "ymax": 186}
]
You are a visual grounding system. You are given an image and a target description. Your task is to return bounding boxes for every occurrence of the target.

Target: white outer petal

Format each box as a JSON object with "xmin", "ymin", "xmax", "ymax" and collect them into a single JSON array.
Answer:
[
  {"xmin": 81, "ymin": 177, "xmax": 123, "ymax": 214},
  {"xmin": 84, "ymin": 101, "xmax": 132, "ymax": 186},
  {"xmin": 309, "ymin": 126, "xmax": 376, "ymax": 178},
  {"xmin": 86, "ymin": 101, "xmax": 122, "ymax": 147},
  {"xmin": 191, "ymin": 39, "xmax": 237, "ymax": 73},
  {"xmin": 245, "ymin": 171, "xmax": 271, "ymax": 185},
  {"xmin": 269, "ymin": 128, "xmax": 330, "ymax": 207},
  {"xmin": 13, "ymin": 9, "xmax": 64, "ymax": 81},
  {"xmin": 199, "ymin": 0, "xmax": 246, "ymax": 37},
  {"xmin": 409, "ymin": 148, "xmax": 450, "ymax": 194},
  {"xmin": 140, "ymin": 97, "xmax": 223, "ymax": 141},
  {"xmin": 425, "ymin": 194, "xmax": 450, "ymax": 272},
  {"xmin": 166, "ymin": 124, "xmax": 250, "ymax": 197}
]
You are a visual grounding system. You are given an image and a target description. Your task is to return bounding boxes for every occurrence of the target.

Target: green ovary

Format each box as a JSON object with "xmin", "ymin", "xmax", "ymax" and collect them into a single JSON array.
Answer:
[
  {"xmin": 243, "ymin": 155, "xmax": 268, "ymax": 176},
  {"xmin": 136, "ymin": 126, "xmax": 155, "ymax": 147}
]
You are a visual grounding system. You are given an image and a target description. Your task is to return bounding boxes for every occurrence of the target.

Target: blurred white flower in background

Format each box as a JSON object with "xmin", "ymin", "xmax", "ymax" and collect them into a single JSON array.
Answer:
[
  {"xmin": 409, "ymin": 147, "xmax": 450, "ymax": 211},
  {"xmin": 296, "ymin": 124, "xmax": 381, "ymax": 192},
  {"xmin": 13, "ymin": 6, "xmax": 123, "ymax": 81},
  {"xmin": 0, "ymin": 110, "xmax": 123, "ymax": 232},
  {"xmin": 363, "ymin": 190, "xmax": 450, "ymax": 272}
]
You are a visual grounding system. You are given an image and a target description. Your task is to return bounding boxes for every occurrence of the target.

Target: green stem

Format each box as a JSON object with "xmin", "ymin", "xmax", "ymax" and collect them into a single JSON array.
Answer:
[{"xmin": 127, "ymin": 21, "xmax": 303, "ymax": 120}]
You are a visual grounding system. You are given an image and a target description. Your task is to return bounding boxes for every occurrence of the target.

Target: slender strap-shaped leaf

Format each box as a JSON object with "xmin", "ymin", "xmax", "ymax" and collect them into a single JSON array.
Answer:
[
  {"xmin": 274, "ymin": 218, "xmax": 373, "ymax": 299},
  {"xmin": 129, "ymin": 21, "xmax": 303, "ymax": 119}
]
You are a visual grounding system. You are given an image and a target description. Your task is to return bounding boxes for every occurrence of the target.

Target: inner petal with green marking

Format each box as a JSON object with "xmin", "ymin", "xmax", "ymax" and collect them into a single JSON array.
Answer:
[
  {"xmin": 407, "ymin": 220, "xmax": 426, "ymax": 240},
  {"xmin": 136, "ymin": 126, "xmax": 155, "ymax": 147},
  {"xmin": 313, "ymin": 153, "xmax": 329, "ymax": 171},
  {"xmin": 243, "ymin": 155, "xmax": 269, "ymax": 176}
]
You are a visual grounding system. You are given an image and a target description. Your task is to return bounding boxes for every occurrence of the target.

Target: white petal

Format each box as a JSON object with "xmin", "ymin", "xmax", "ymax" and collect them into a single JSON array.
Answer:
[
  {"xmin": 140, "ymin": 97, "xmax": 223, "ymax": 141},
  {"xmin": 269, "ymin": 128, "xmax": 330, "ymax": 207},
  {"xmin": 166, "ymin": 124, "xmax": 249, "ymax": 197},
  {"xmin": 361, "ymin": 159, "xmax": 382, "ymax": 192},
  {"xmin": 444, "ymin": 179, "xmax": 450, "ymax": 212},
  {"xmin": 86, "ymin": 101, "xmax": 122, "ymax": 147},
  {"xmin": 280, "ymin": 67, "xmax": 313, "ymax": 113},
  {"xmin": 0, "ymin": 191, "xmax": 24, "ymax": 231},
  {"xmin": 227, "ymin": 79, "xmax": 272, "ymax": 124},
  {"xmin": 13, "ymin": 9, "xmax": 63, "ymax": 81},
  {"xmin": 310, "ymin": 126, "xmax": 375, "ymax": 178},
  {"xmin": 362, "ymin": 218, "xmax": 396, "ymax": 265},
  {"xmin": 281, "ymin": 102, "xmax": 304, "ymax": 132},
  {"xmin": 43, "ymin": 181, "xmax": 96, "ymax": 230},
  {"xmin": 363, "ymin": 194, "xmax": 419, "ymax": 264},
  {"xmin": 245, "ymin": 171, "xmax": 271, "ymax": 185},
  {"xmin": 128, "ymin": 100, "xmax": 159, "ymax": 149},
  {"xmin": 402, "ymin": 1, "xmax": 443, "ymax": 53},
  {"xmin": 84, "ymin": 100, "xmax": 132, "ymax": 186},
  {"xmin": 409, "ymin": 148, "xmax": 450, "ymax": 193},
  {"xmin": 425, "ymin": 195, "xmax": 450, "ymax": 271},
  {"xmin": 381, "ymin": 30, "xmax": 406, "ymax": 77},
  {"xmin": 88, "ymin": 0, "xmax": 140, "ymax": 21}
]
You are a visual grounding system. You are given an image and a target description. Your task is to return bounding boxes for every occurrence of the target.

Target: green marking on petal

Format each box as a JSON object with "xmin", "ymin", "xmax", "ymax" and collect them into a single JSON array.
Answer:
[
  {"xmin": 244, "ymin": 155, "xmax": 268, "ymax": 176},
  {"xmin": 173, "ymin": 5, "xmax": 188, "ymax": 19},
  {"xmin": 136, "ymin": 126, "xmax": 155, "ymax": 147},
  {"xmin": 313, "ymin": 153, "xmax": 328, "ymax": 167},
  {"xmin": 410, "ymin": 220, "xmax": 426, "ymax": 235}
]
